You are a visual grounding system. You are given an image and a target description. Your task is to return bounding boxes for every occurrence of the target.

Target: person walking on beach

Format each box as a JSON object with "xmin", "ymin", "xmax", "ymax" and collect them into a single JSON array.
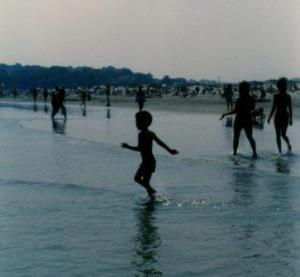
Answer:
[
  {"xmin": 32, "ymin": 88, "xmax": 38, "ymax": 103},
  {"xmin": 51, "ymin": 86, "xmax": 67, "ymax": 120},
  {"xmin": 220, "ymin": 81, "xmax": 257, "ymax": 158},
  {"xmin": 136, "ymin": 86, "xmax": 146, "ymax": 111},
  {"xmin": 80, "ymin": 90, "xmax": 87, "ymax": 108},
  {"xmin": 223, "ymin": 84, "xmax": 233, "ymax": 111},
  {"xmin": 42, "ymin": 88, "xmax": 49, "ymax": 113},
  {"xmin": 106, "ymin": 85, "xmax": 111, "ymax": 107},
  {"xmin": 267, "ymin": 77, "xmax": 293, "ymax": 154},
  {"xmin": 122, "ymin": 111, "xmax": 178, "ymax": 199},
  {"xmin": 259, "ymin": 86, "xmax": 266, "ymax": 102},
  {"xmin": 80, "ymin": 90, "xmax": 87, "ymax": 116},
  {"xmin": 43, "ymin": 88, "xmax": 49, "ymax": 103}
]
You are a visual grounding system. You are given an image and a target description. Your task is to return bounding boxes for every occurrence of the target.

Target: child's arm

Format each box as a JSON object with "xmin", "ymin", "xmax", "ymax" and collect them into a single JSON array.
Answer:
[
  {"xmin": 152, "ymin": 133, "xmax": 178, "ymax": 155},
  {"xmin": 121, "ymin": 143, "xmax": 139, "ymax": 151}
]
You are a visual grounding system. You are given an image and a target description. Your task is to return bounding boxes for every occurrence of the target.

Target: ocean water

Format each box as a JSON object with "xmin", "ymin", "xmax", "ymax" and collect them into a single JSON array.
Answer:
[{"xmin": 0, "ymin": 101, "xmax": 300, "ymax": 276}]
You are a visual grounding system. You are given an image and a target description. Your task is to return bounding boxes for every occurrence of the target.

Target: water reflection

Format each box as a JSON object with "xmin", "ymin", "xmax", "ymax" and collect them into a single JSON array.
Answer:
[
  {"xmin": 80, "ymin": 103, "xmax": 87, "ymax": 117},
  {"xmin": 230, "ymin": 169, "xmax": 259, "ymax": 261},
  {"xmin": 229, "ymin": 168, "xmax": 295, "ymax": 276},
  {"xmin": 33, "ymin": 104, "xmax": 38, "ymax": 112},
  {"xmin": 44, "ymin": 104, "xmax": 49, "ymax": 114},
  {"xmin": 231, "ymin": 170, "xmax": 256, "ymax": 207},
  {"xmin": 275, "ymin": 157, "xmax": 290, "ymax": 174},
  {"xmin": 132, "ymin": 203, "xmax": 162, "ymax": 277},
  {"xmin": 82, "ymin": 107, "xmax": 87, "ymax": 117},
  {"xmin": 52, "ymin": 119, "xmax": 66, "ymax": 135},
  {"xmin": 106, "ymin": 108, "xmax": 111, "ymax": 119}
]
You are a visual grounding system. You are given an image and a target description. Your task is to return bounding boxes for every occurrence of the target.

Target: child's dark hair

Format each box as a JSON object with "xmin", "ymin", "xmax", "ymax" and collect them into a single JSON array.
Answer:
[{"xmin": 135, "ymin": 111, "xmax": 152, "ymax": 128}]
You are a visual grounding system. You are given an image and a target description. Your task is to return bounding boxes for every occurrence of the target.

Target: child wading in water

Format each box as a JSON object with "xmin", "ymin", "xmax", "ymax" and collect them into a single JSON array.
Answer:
[{"xmin": 122, "ymin": 111, "xmax": 178, "ymax": 199}]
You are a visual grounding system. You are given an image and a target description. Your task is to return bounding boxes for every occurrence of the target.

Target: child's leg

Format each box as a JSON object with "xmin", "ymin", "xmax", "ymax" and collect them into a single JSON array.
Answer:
[
  {"xmin": 134, "ymin": 167, "xmax": 156, "ymax": 197},
  {"xmin": 134, "ymin": 167, "xmax": 143, "ymax": 184},
  {"xmin": 142, "ymin": 171, "xmax": 156, "ymax": 197}
]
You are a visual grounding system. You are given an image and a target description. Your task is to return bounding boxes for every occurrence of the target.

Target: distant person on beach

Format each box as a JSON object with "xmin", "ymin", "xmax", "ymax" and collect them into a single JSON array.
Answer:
[
  {"xmin": 122, "ymin": 111, "xmax": 178, "ymax": 199},
  {"xmin": 32, "ymin": 88, "xmax": 38, "ymax": 103},
  {"xmin": 12, "ymin": 89, "xmax": 17, "ymax": 98},
  {"xmin": 51, "ymin": 86, "xmax": 67, "ymax": 120},
  {"xmin": 43, "ymin": 88, "xmax": 48, "ymax": 103},
  {"xmin": 267, "ymin": 77, "xmax": 293, "ymax": 154},
  {"xmin": 223, "ymin": 84, "xmax": 233, "ymax": 111},
  {"xmin": 80, "ymin": 90, "xmax": 87, "ymax": 116},
  {"xmin": 106, "ymin": 85, "xmax": 111, "ymax": 107},
  {"xmin": 220, "ymin": 81, "xmax": 257, "ymax": 157},
  {"xmin": 136, "ymin": 86, "xmax": 146, "ymax": 111},
  {"xmin": 259, "ymin": 87, "xmax": 266, "ymax": 101},
  {"xmin": 80, "ymin": 90, "xmax": 87, "ymax": 107}
]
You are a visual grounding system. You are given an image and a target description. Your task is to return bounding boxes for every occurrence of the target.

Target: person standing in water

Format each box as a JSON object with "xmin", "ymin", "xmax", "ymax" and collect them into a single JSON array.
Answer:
[
  {"xmin": 80, "ymin": 89, "xmax": 87, "ymax": 116},
  {"xmin": 51, "ymin": 86, "xmax": 67, "ymax": 120},
  {"xmin": 223, "ymin": 84, "xmax": 233, "ymax": 111},
  {"xmin": 80, "ymin": 90, "xmax": 87, "ymax": 108},
  {"xmin": 267, "ymin": 77, "xmax": 293, "ymax": 154},
  {"xmin": 32, "ymin": 88, "xmax": 38, "ymax": 103},
  {"xmin": 136, "ymin": 86, "xmax": 146, "ymax": 111},
  {"xmin": 43, "ymin": 88, "xmax": 49, "ymax": 103},
  {"xmin": 220, "ymin": 81, "xmax": 257, "ymax": 158},
  {"xmin": 106, "ymin": 85, "xmax": 111, "ymax": 107},
  {"xmin": 122, "ymin": 111, "xmax": 178, "ymax": 199}
]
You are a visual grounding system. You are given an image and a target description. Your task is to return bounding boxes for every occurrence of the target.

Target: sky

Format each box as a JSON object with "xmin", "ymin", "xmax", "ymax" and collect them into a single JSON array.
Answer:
[{"xmin": 0, "ymin": 0, "xmax": 299, "ymax": 81}]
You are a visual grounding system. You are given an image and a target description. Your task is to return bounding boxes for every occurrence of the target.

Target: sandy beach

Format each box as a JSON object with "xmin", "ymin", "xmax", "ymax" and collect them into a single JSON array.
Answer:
[
  {"xmin": 93, "ymin": 93, "xmax": 300, "ymax": 116},
  {"xmin": 3, "ymin": 92, "xmax": 300, "ymax": 116}
]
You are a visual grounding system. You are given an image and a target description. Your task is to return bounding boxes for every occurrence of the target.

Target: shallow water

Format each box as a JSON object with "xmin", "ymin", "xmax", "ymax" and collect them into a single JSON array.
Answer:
[{"xmin": 1, "ymin": 101, "xmax": 300, "ymax": 276}]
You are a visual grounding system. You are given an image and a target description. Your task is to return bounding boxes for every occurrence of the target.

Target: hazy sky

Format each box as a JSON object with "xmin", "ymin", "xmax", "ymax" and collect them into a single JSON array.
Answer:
[{"xmin": 0, "ymin": 0, "xmax": 299, "ymax": 81}]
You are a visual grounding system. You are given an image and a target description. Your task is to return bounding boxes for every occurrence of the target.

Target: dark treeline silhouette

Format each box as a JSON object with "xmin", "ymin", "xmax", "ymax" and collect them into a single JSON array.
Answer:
[
  {"xmin": 0, "ymin": 63, "xmax": 154, "ymax": 88},
  {"xmin": 0, "ymin": 63, "xmax": 220, "ymax": 89}
]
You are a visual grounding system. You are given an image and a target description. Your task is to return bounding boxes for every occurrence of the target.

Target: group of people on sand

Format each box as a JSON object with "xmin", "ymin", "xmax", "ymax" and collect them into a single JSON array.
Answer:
[
  {"xmin": 221, "ymin": 78, "xmax": 292, "ymax": 156},
  {"xmin": 122, "ymin": 77, "xmax": 293, "ymax": 199},
  {"xmin": 31, "ymin": 86, "xmax": 67, "ymax": 119}
]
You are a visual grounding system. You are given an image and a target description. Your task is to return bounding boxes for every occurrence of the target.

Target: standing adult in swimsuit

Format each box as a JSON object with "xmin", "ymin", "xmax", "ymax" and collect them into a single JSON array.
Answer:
[
  {"xmin": 220, "ymin": 81, "xmax": 257, "ymax": 157},
  {"xmin": 267, "ymin": 77, "xmax": 293, "ymax": 154}
]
